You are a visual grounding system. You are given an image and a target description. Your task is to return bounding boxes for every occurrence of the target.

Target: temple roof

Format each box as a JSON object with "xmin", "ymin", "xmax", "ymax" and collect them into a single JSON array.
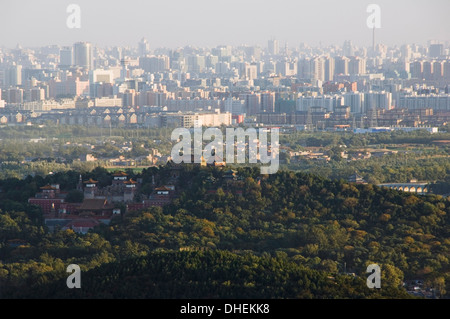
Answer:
[
  {"xmin": 40, "ymin": 185, "xmax": 57, "ymax": 190},
  {"xmin": 83, "ymin": 178, "xmax": 98, "ymax": 184},
  {"xmin": 155, "ymin": 186, "xmax": 171, "ymax": 191},
  {"xmin": 112, "ymin": 171, "xmax": 128, "ymax": 177}
]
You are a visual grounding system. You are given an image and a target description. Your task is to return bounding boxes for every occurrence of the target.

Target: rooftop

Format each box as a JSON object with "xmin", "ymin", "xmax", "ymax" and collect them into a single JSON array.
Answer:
[
  {"xmin": 155, "ymin": 186, "xmax": 171, "ymax": 191},
  {"xmin": 83, "ymin": 178, "xmax": 98, "ymax": 184},
  {"xmin": 78, "ymin": 198, "xmax": 113, "ymax": 211},
  {"xmin": 112, "ymin": 171, "xmax": 128, "ymax": 177},
  {"xmin": 40, "ymin": 185, "xmax": 57, "ymax": 190}
]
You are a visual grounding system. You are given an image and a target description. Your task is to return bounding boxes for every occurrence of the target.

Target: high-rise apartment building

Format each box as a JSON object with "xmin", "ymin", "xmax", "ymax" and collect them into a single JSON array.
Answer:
[
  {"xmin": 401, "ymin": 44, "xmax": 412, "ymax": 60},
  {"xmin": 215, "ymin": 62, "xmax": 231, "ymax": 74},
  {"xmin": 429, "ymin": 43, "xmax": 444, "ymax": 58},
  {"xmin": 444, "ymin": 61, "xmax": 450, "ymax": 81},
  {"xmin": 334, "ymin": 56, "xmax": 349, "ymax": 76},
  {"xmin": 240, "ymin": 93, "xmax": 261, "ymax": 116},
  {"xmin": 411, "ymin": 61, "xmax": 423, "ymax": 79},
  {"xmin": 343, "ymin": 40, "xmax": 354, "ymax": 56},
  {"xmin": 60, "ymin": 47, "xmax": 73, "ymax": 68},
  {"xmin": 261, "ymin": 92, "xmax": 276, "ymax": 113},
  {"xmin": 313, "ymin": 57, "xmax": 325, "ymax": 82},
  {"xmin": 4, "ymin": 65, "xmax": 22, "ymax": 87},
  {"xmin": 432, "ymin": 61, "xmax": 443, "ymax": 81},
  {"xmin": 343, "ymin": 92, "xmax": 365, "ymax": 114},
  {"xmin": 268, "ymin": 39, "xmax": 279, "ymax": 56},
  {"xmin": 348, "ymin": 57, "xmax": 366, "ymax": 75},
  {"xmin": 187, "ymin": 55, "xmax": 206, "ymax": 74},
  {"xmin": 138, "ymin": 38, "xmax": 150, "ymax": 56},
  {"xmin": 139, "ymin": 56, "xmax": 170, "ymax": 73},
  {"xmin": 29, "ymin": 88, "xmax": 45, "ymax": 102},
  {"xmin": 296, "ymin": 95, "xmax": 344, "ymax": 112},
  {"xmin": 364, "ymin": 91, "xmax": 392, "ymax": 112},
  {"xmin": 7, "ymin": 87, "xmax": 24, "ymax": 103},
  {"xmin": 276, "ymin": 60, "xmax": 297, "ymax": 77},
  {"xmin": 399, "ymin": 94, "xmax": 450, "ymax": 111},
  {"xmin": 298, "ymin": 57, "xmax": 325, "ymax": 81},
  {"xmin": 422, "ymin": 61, "xmax": 433, "ymax": 81},
  {"xmin": 73, "ymin": 42, "xmax": 93, "ymax": 70},
  {"xmin": 324, "ymin": 57, "xmax": 335, "ymax": 82}
]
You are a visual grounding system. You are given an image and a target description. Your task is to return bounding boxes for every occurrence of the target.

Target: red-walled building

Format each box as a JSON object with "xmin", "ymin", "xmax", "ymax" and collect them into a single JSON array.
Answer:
[{"xmin": 28, "ymin": 185, "xmax": 66, "ymax": 214}]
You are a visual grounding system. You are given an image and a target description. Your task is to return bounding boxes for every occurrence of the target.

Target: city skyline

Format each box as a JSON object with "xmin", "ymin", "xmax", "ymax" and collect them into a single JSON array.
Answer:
[
  {"xmin": 1, "ymin": 1, "xmax": 450, "ymax": 303},
  {"xmin": 0, "ymin": 0, "xmax": 449, "ymax": 49}
]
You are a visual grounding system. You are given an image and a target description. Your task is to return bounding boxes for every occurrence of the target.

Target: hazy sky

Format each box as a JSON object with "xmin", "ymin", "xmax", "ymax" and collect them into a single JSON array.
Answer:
[{"xmin": 0, "ymin": 0, "xmax": 449, "ymax": 49}]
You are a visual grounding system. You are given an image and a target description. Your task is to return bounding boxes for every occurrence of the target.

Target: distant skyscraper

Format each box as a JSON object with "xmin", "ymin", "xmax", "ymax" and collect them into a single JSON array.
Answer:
[
  {"xmin": 297, "ymin": 57, "xmax": 325, "ymax": 81},
  {"xmin": 432, "ymin": 61, "xmax": 443, "ymax": 80},
  {"xmin": 344, "ymin": 92, "xmax": 365, "ymax": 114},
  {"xmin": 334, "ymin": 56, "xmax": 349, "ymax": 75},
  {"xmin": 261, "ymin": 92, "xmax": 276, "ymax": 113},
  {"xmin": 343, "ymin": 40, "xmax": 354, "ymax": 57},
  {"xmin": 363, "ymin": 91, "xmax": 392, "ymax": 112},
  {"xmin": 6, "ymin": 87, "xmax": 24, "ymax": 103},
  {"xmin": 111, "ymin": 46, "xmax": 122, "ymax": 60},
  {"xmin": 120, "ymin": 58, "xmax": 130, "ymax": 80},
  {"xmin": 348, "ymin": 57, "xmax": 366, "ymax": 75},
  {"xmin": 422, "ymin": 61, "xmax": 433, "ymax": 81},
  {"xmin": 429, "ymin": 43, "xmax": 444, "ymax": 58},
  {"xmin": 60, "ymin": 46, "xmax": 73, "ymax": 68},
  {"xmin": 313, "ymin": 57, "xmax": 325, "ymax": 81},
  {"xmin": 187, "ymin": 55, "xmax": 206, "ymax": 74},
  {"xmin": 276, "ymin": 60, "xmax": 297, "ymax": 77},
  {"xmin": 212, "ymin": 45, "xmax": 232, "ymax": 59},
  {"xmin": 444, "ymin": 61, "xmax": 450, "ymax": 81},
  {"xmin": 400, "ymin": 44, "xmax": 412, "ymax": 60},
  {"xmin": 284, "ymin": 42, "xmax": 290, "ymax": 57},
  {"xmin": 240, "ymin": 93, "xmax": 261, "ymax": 116},
  {"xmin": 268, "ymin": 39, "xmax": 279, "ymax": 55},
  {"xmin": 206, "ymin": 55, "xmax": 219, "ymax": 68},
  {"xmin": 297, "ymin": 58, "xmax": 313, "ymax": 80},
  {"xmin": 139, "ymin": 56, "xmax": 170, "ymax": 73},
  {"xmin": 324, "ymin": 57, "xmax": 335, "ymax": 82},
  {"xmin": 242, "ymin": 63, "xmax": 258, "ymax": 80},
  {"xmin": 73, "ymin": 42, "xmax": 93, "ymax": 70},
  {"xmin": 411, "ymin": 61, "xmax": 423, "ymax": 79},
  {"xmin": 5, "ymin": 65, "xmax": 22, "ymax": 87},
  {"xmin": 215, "ymin": 61, "xmax": 230, "ymax": 74},
  {"xmin": 29, "ymin": 87, "xmax": 45, "ymax": 102},
  {"xmin": 138, "ymin": 37, "xmax": 150, "ymax": 56}
]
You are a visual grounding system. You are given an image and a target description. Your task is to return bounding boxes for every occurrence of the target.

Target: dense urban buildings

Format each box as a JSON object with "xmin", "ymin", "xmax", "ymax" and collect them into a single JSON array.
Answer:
[
  {"xmin": 1, "ymin": 40, "xmax": 449, "ymax": 131},
  {"xmin": 0, "ymin": 0, "xmax": 449, "ymax": 303}
]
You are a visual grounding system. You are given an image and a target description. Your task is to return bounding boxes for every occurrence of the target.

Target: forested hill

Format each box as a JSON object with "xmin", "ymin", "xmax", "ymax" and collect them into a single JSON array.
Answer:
[
  {"xmin": 0, "ymin": 165, "xmax": 449, "ymax": 298},
  {"xmin": 16, "ymin": 251, "xmax": 410, "ymax": 299}
]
